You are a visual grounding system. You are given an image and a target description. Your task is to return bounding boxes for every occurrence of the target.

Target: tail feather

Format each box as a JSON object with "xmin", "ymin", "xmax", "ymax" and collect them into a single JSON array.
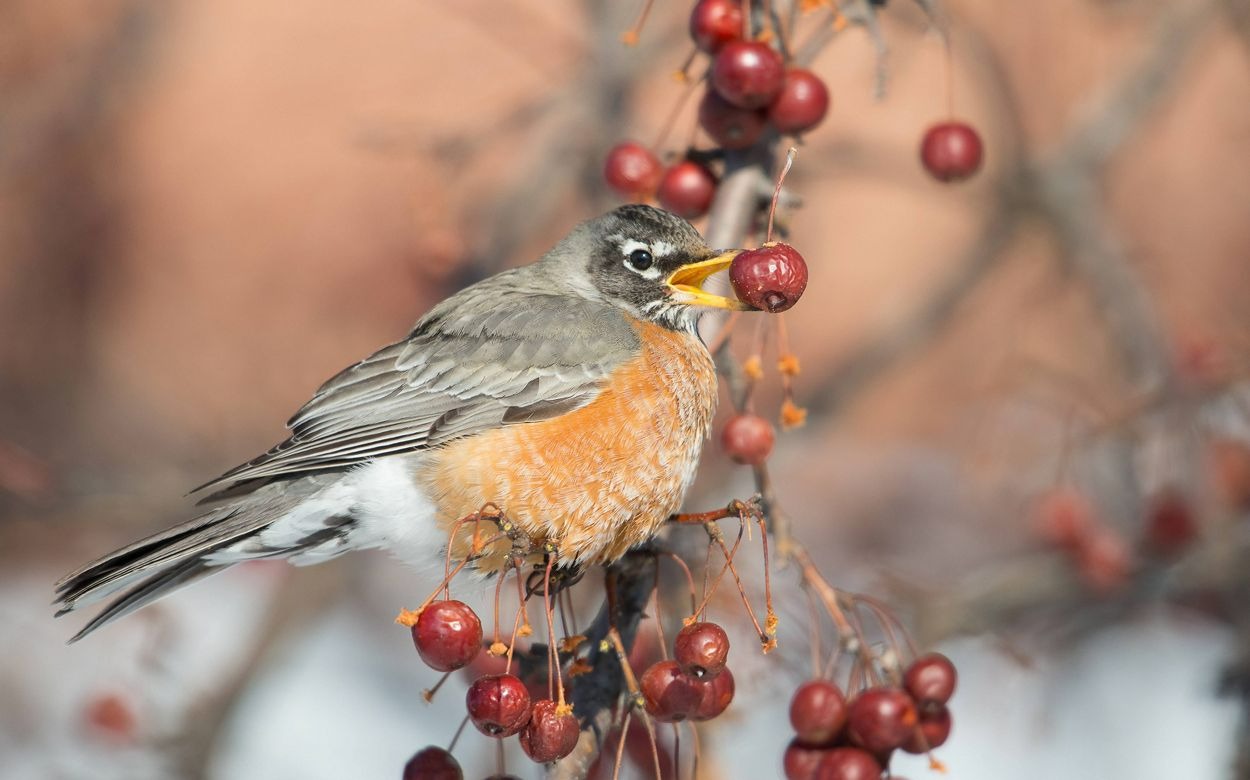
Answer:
[
  {"xmin": 54, "ymin": 506, "xmax": 249, "ymax": 612},
  {"xmin": 64, "ymin": 559, "xmax": 221, "ymax": 643}
]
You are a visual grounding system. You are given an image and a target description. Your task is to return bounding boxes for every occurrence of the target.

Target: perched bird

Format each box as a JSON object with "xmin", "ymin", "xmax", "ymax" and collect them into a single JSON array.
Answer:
[{"xmin": 54, "ymin": 205, "xmax": 747, "ymax": 642}]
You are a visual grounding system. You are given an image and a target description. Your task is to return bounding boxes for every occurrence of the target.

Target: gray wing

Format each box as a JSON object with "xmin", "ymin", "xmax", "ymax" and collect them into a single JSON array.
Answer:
[{"xmin": 194, "ymin": 277, "xmax": 639, "ymax": 498}]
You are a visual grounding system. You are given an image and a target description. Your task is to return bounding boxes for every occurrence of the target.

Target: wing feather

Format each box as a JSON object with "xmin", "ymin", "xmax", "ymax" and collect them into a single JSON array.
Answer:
[{"xmin": 194, "ymin": 283, "xmax": 638, "ymax": 498}]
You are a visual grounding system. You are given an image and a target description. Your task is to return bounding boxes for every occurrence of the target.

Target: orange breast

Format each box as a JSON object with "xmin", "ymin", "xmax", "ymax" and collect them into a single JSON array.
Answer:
[{"xmin": 417, "ymin": 319, "xmax": 717, "ymax": 568}]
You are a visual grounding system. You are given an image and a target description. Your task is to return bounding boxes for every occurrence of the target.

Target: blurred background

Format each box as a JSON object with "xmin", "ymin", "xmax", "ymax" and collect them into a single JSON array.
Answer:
[{"xmin": 2, "ymin": 0, "xmax": 1249, "ymax": 778}]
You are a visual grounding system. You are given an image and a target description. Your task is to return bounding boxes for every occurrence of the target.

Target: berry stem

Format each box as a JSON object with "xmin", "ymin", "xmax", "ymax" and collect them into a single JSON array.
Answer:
[
  {"xmin": 446, "ymin": 713, "xmax": 470, "ymax": 753},
  {"xmin": 611, "ymin": 709, "xmax": 633, "ymax": 780},
  {"xmin": 765, "ymin": 146, "xmax": 798, "ymax": 243},
  {"xmin": 621, "ymin": 0, "xmax": 655, "ymax": 46},
  {"xmin": 541, "ymin": 554, "xmax": 567, "ymax": 707}
]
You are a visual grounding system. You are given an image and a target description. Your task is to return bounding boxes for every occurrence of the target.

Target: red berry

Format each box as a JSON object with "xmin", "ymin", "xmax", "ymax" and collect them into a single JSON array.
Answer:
[
  {"xmin": 847, "ymin": 687, "xmax": 918, "ymax": 754},
  {"xmin": 1211, "ymin": 438, "xmax": 1250, "ymax": 509},
  {"xmin": 783, "ymin": 739, "xmax": 827, "ymax": 780},
  {"xmin": 674, "ymin": 621, "xmax": 730, "ymax": 679},
  {"xmin": 690, "ymin": 666, "xmax": 735, "ymax": 721},
  {"xmin": 84, "ymin": 692, "xmax": 137, "ymax": 742},
  {"xmin": 1146, "ymin": 489, "xmax": 1198, "ymax": 554},
  {"xmin": 1076, "ymin": 526, "xmax": 1133, "ymax": 593},
  {"xmin": 520, "ymin": 699, "xmax": 580, "ymax": 763},
  {"xmin": 466, "ymin": 673, "xmax": 532, "ymax": 737},
  {"xmin": 903, "ymin": 653, "xmax": 957, "ymax": 706},
  {"xmin": 729, "ymin": 242, "xmax": 808, "ymax": 313},
  {"xmin": 698, "ymin": 90, "xmax": 767, "ymax": 150},
  {"xmin": 816, "ymin": 747, "xmax": 882, "ymax": 780},
  {"xmin": 712, "ymin": 41, "xmax": 786, "ymax": 109},
  {"xmin": 412, "ymin": 600, "xmax": 483, "ymax": 672},
  {"xmin": 902, "ymin": 705, "xmax": 952, "ymax": 754},
  {"xmin": 720, "ymin": 413, "xmax": 775, "ymax": 466},
  {"xmin": 403, "ymin": 747, "xmax": 463, "ymax": 780},
  {"xmin": 1033, "ymin": 488, "xmax": 1096, "ymax": 550},
  {"xmin": 689, "ymin": 0, "xmax": 744, "ymax": 53},
  {"xmin": 604, "ymin": 142, "xmax": 663, "ymax": 200},
  {"xmin": 767, "ymin": 69, "xmax": 830, "ymax": 134},
  {"xmin": 919, "ymin": 121, "xmax": 983, "ymax": 182},
  {"xmin": 789, "ymin": 679, "xmax": 848, "ymax": 745},
  {"xmin": 657, "ymin": 161, "xmax": 717, "ymax": 219},
  {"xmin": 640, "ymin": 660, "xmax": 702, "ymax": 722}
]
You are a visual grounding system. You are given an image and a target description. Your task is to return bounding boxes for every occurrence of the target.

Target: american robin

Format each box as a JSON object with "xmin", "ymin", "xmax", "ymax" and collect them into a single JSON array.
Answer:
[{"xmin": 54, "ymin": 204, "xmax": 748, "ymax": 641}]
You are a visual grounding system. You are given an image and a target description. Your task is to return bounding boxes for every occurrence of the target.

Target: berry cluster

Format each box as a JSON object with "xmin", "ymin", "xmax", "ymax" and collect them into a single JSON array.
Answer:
[
  {"xmin": 639, "ymin": 621, "xmax": 735, "ymax": 723},
  {"xmin": 784, "ymin": 654, "xmax": 957, "ymax": 780},
  {"xmin": 402, "ymin": 598, "xmax": 579, "ymax": 779},
  {"xmin": 604, "ymin": 0, "xmax": 831, "ymax": 219}
]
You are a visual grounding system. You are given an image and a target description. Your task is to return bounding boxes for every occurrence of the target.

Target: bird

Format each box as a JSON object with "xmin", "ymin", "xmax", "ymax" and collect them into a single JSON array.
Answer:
[{"xmin": 54, "ymin": 204, "xmax": 749, "ymax": 642}]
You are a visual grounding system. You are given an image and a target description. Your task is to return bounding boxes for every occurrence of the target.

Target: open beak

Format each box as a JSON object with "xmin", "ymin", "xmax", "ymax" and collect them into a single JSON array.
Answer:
[{"xmin": 665, "ymin": 249, "xmax": 751, "ymax": 310}]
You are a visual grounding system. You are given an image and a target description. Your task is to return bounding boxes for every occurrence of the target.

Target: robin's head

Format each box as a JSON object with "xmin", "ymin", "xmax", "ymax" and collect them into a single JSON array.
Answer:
[{"xmin": 544, "ymin": 204, "xmax": 746, "ymax": 331}]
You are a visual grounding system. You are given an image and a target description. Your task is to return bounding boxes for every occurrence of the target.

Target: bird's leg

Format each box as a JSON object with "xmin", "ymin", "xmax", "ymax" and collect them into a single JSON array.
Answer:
[{"xmin": 667, "ymin": 494, "xmax": 765, "ymax": 525}]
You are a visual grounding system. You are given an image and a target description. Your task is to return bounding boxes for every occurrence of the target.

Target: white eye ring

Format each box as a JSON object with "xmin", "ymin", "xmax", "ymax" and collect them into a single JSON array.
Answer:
[{"xmin": 619, "ymin": 239, "xmax": 662, "ymax": 280}]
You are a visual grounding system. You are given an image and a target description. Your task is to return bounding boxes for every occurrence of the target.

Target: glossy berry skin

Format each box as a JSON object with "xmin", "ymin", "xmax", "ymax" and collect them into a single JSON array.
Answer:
[
  {"xmin": 720, "ymin": 414, "xmax": 775, "ymax": 466},
  {"xmin": 674, "ymin": 621, "xmax": 730, "ymax": 679},
  {"xmin": 657, "ymin": 161, "xmax": 717, "ymax": 220},
  {"xmin": 603, "ymin": 142, "xmax": 663, "ymax": 200},
  {"xmin": 640, "ymin": 660, "xmax": 702, "ymax": 722},
  {"xmin": 902, "ymin": 704, "xmax": 952, "ymax": 754},
  {"xmin": 466, "ymin": 674, "xmax": 532, "ymax": 737},
  {"xmin": 403, "ymin": 747, "xmax": 463, "ymax": 780},
  {"xmin": 412, "ymin": 600, "xmax": 483, "ymax": 672},
  {"xmin": 729, "ymin": 242, "xmax": 808, "ymax": 313},
  {"xmin": 698, "ymin": 90, "xmax": 767, "ymax": 150},
  {"xmin": 903, "ymin": 653, "xmax": 957, "ymax": 707},
  {"xmin": 767, "ymin": 69, "xmax": 830, "ymax": 134},
  {"xmin": 847, "ymin": 687, "xmax": 918, "ymax": 754},
  {"xmin": 690, "ymin": 667, "xmax": 735, "ymax": 721},
  {"xmin": 919, "ymin": 121, "xmax": 983, "ymax": 182},
  {"xmin": 789, "ymin": 679, "xmax": 848, "ymax": 745},
  {"xmin": 783, "ymin": 739, "xmax": 826, "ymax": 780},
  {"xmin": 712, "ymin": 41, "xmax": 786, "ymax": 109},
  {"xmin": 816, "ymin": 747, "xmax": 882, "ymax": 780},
  {"xmin": 520, "ymin": 699, "xmax": 580, "ymax": 763},
  {"xmin": 689, "ymin": 0, "xmax": 743, "ymax": 54}
]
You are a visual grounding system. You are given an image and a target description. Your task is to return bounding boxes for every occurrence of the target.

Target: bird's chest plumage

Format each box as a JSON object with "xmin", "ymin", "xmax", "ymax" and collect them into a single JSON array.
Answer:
[{"xmin": 417, "ymin": 320, "xmax": 717, "ymax": 565}]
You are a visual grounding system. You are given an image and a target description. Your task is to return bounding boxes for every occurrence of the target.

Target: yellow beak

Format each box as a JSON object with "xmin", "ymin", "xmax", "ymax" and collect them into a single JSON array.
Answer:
[{"xmin": 665, "ymin": 249, "xmax": 751, "ymax": 310}]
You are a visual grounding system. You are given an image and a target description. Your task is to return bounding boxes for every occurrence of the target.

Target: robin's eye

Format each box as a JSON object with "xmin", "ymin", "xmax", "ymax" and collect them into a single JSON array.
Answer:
[{"xmin": 627, "ymin": 248, "xmax": 654, "ymax": 272}]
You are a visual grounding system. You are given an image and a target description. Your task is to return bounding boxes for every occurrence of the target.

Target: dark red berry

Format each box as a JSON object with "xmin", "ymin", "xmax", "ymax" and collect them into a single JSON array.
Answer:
[
  {"xmin": 520, "ymin": 699, "xmax": 580, "ymax": 763},
  {"xmin": 412, "ymin": 600, "xmax": 483, "ymax": 672},
  {"xmin": 690, "ymin": 667, "xmax": 735, "ymax": 721},
  {"xmin": 783, "ymin": 738, "xmax": 827, "ymax": 780},
  {"xmin": 674, "ymin": 621, "xmax": 730, "ymax": 679},
  {"xmin": 689, "ymin": 0, "xmax": 744, "ymax": 53},
  {"xmin": 698, "ymin": 90, "xmax": 767, "ymax": 150},
  {"xmin": 767, "ymin": 69, "xmax": 830, "ymax": 134},
  {"xmin": 712, "ymin": 40, "xmax": 786, "ymax": 109},
  {"xmin": 1146, "ymin": 488, "xmax": 1198, "ymax": 554},
  {"xmin": 816, "ymin": 747, "xmax": 882, "ymax": 780},
  {"xmin": 720, "ymin": 413, "xmax": 775, "ymax": 466},
  {"xmin": 903, "ymin": 653, "xmax": 957, "ymax": 706},
  {"xmin": 789, "ymin": 679, "xmax": 848, "ymax": 745},
  {"xmin": 466, "ymin": 673, "xmax": 532, "ymax": 737},
  {"xmin": 640, "ymin": 660, "xmax": 702, "ymax": 722},
  {"xmin": 902, "ymin": 705, "xmax": 952, "ymax": 754},
  {"xmin": 919, "ymin": 121, "xmax": 983, "ymax": 182},
  {"xmin": 403, "ymin": 747, "xmax": 463, "ymax": 780},
  {"xmin": 729, "ymin": 242, "xmax": 808, "ymax": 312},
  {"xmin": 604, "ymin": 141, "xmax": 663, "ymax": 200},
  {"xmin": 657, "ymin": 161, "xmax": 717, "ymax": 219},
  {"xmin": 847, "ymin": 687, "xmax": 917, "ymax": 754},
  {"xmin": 1033, "ymin": 488, "xmax": 1096, "ymax": 550}
]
